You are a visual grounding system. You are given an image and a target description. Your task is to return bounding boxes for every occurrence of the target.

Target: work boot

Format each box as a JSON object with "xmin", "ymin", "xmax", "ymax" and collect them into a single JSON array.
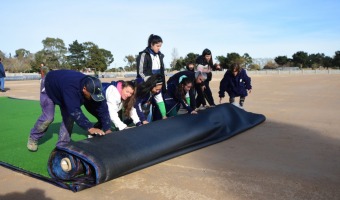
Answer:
[{"xmin": 27, "ymin": 137, "xmax": 38, "ymax": 152}]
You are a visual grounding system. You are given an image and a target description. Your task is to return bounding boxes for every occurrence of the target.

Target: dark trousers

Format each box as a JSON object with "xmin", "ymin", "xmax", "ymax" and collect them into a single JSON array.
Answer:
[
  {"xmin": 195, "ymin": 80, "xmax": 215, "ymax": 107},
  {"xmin": 29, "ymin": 93, "xmax": 76, "ymax": 147}
]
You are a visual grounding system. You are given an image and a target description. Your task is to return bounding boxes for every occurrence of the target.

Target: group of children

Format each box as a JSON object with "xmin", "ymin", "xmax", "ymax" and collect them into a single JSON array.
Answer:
[{"xmin": 27, "ymin": 34, "xmax": 252, "ymax": 152}]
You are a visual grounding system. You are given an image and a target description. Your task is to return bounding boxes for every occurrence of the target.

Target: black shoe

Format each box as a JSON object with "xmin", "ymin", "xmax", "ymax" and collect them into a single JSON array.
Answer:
[{"xmin": 1, "ymin": 90, "xmax": 5, "ymax": 92}]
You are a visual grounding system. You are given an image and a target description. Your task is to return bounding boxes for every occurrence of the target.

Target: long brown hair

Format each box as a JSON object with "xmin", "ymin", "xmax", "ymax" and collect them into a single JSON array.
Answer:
[
  {"xmin": 121, "ymin": 81, "xmax": 136, "ymax": 117},
  {"xmin": 176, "ymin": 77, "xmax": 192, "ymax": 101}
]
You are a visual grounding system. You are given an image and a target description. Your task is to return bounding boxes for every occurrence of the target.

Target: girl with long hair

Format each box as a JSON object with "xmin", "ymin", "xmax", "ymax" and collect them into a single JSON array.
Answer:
[
  {"xmin": 134, "ymin": 74, "xmax": 167, "ymax": 123},
  {"xmin": 101, "ymin": 80, "xmax": 142, "ymax": 130}
]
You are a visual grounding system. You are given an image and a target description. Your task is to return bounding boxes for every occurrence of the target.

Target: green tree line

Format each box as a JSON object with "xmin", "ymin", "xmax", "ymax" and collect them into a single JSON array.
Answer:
[
  {"xmin": 170, "ymin": 51, "xmax": 340, "ymax": 71},
  {"xmin": 0, "ymin": 37, "xmax": 114, "ymax": 73},
  {"xmin": 1, "ymin": 37, "xmax": 339, "ymax": 72}
]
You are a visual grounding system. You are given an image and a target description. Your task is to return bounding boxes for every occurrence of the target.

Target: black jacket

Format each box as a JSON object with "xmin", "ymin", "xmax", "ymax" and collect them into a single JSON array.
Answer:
[{"xmin": 136, "ymin": 47, "xmax": 165, "ymax": 79}]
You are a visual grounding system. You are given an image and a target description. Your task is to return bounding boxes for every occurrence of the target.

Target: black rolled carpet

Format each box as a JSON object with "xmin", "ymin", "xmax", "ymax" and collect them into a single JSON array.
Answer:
[{"xmin": 48, "ymin": 103, "xmax": 266, "ymax": 191}]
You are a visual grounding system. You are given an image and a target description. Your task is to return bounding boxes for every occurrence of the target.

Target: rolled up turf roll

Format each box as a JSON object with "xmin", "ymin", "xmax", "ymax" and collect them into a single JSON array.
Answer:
[{"xmin": 48, "ymin": 104, "xmax": 266, "ymax": 191}]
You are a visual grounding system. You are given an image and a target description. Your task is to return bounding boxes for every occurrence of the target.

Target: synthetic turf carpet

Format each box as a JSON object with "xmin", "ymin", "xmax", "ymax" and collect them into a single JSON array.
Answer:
[
  {"xmin": 0, "ymin": 97, "xmax": 93, "ymax": 182},
  {"xmin": 0, "ymin": 97, "xmax": 266, "ymax": 191}
]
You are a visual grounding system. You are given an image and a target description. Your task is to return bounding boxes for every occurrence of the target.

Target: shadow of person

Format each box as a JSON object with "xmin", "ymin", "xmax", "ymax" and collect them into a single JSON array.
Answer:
[
  {"xmin": 38, "ymin": 122, "xmax": 89, "ymax": 145},
  {"xmin": 0, "ymin": 188, "xmax": 53, "ymax": 200}
]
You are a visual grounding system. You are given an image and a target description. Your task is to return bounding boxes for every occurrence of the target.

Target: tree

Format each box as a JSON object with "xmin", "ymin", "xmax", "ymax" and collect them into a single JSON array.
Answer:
[
  {"xmin": 173, "ymin": 57, "xmax": 185, "ymax": 71},
  {"xmin": 185, "ymin": 52, "xmax": 199, "ymax": 65},
  {"xmin": 68, "ymin": 40, "xmax": 86, "ymax": 71},
  {"xmin": 248, "ymin": 64, "xmax": 261, "ymax": 70},
  {"xmin": 124, "ymin": 55, "xmax": 136, "ymax": 71},
  {"xmin": 100, "ymin": 48, "xmax": 114, "ymax": 69},
  {"xmin": 170, "ymin": 48, "xmax": 179, "ymax": 70},
  {"xmin": 263, "ymin": 61, "xmax": 277, "ymax": 69},
  {"xmin": 226, "ymin": 52, "xmax": 244, "ymax": 69},
  {"xmin": 41, "ymin": 37, "xmax": 68, "ymax": 69},
  {"xmin": 323, "ymin": 56, "xmax": 333, "ymax": 69},
  {"xmin": 216, "ymin": 55, "xmax": 228, "ymax": 69},
  {"xmin": 292, "ymin": 51, "xmax": 308, "ymax": 68},
  {"xmin": 333, "ymin": 51, "xmax": 340, "ymax": 68},
  {"xmin": 31, "ymin": 50, "xmax": 46, "ymax": 72},
  {"xmin": 15, "ymin": 49, "xmax": 30, "ymax": 59},
  {"xmin": 242, "ymin": 53, "xmax": 253, "ymax": 69},
  {"xmin": 308, "ymin": 53, "xmax": 325, "ymax": 69},
  {"xmin": 82, "ymin": 42, "xmax": 113, "ymax": 72},
  {"xmin": 274, "ymin": 56, "xmax": 288, "ymax": 66}
]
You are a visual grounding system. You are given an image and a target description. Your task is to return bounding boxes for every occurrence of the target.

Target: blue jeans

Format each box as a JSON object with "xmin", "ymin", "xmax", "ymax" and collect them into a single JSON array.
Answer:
[{"xmin": 0, "ymin": 77, "xmax": 4, "ymax": 90}]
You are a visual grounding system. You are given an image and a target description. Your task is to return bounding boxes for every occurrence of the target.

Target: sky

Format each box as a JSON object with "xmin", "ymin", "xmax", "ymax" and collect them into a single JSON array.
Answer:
[{"xmin": 2, "ymin": 0, "xmax": 340, "ymax": 68}]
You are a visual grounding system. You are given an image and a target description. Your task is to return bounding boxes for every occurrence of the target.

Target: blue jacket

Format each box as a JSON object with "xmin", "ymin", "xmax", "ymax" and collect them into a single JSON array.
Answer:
[
  {"xmin": 0, "ymin": 62, "xmax": 6, "ymax": 78},
  {"xmin": 219, "ymin": 69, "xmax": 252, "ymax": 98},
  {"xmin": 45, "ymin": 70, "xmax": 111, "ymax": 131}
]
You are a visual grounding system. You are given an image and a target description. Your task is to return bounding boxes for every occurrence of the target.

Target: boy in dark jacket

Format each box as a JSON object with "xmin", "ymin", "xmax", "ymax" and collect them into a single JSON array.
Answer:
[{"xmin": 219, "ymin": 63, "xmax": 252, "ymax": 108}]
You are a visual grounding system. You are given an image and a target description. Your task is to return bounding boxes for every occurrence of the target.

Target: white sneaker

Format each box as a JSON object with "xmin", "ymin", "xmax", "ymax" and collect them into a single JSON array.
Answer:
[
  {"xmin": 198, "ymin": 106, "xmax": 206, "ymax": 110},
  {"xmin": 231, "ymin": 102, "xmax": 244, "ymax": 109}
]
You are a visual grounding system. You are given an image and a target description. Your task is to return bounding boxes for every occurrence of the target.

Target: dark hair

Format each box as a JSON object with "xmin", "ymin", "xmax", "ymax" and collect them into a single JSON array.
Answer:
[
  {"xmin": 177, "ymin": 77, "xmax": 192, "ymax": 101},
  {"xmin": 121, "ymin": 81, "xmax": 136, "ymax": 117},
  {"xmin": 202, "ymin": 48, "xmax": 211, "ymax": 56},
  {"xmin": 200, "ymin": 48, "xmax": 213, "ymax": 68},
  {"xmin": 186, "ymin": 62, "xmax": 195, "ymax": 72},
  {"xmin": 136, "ymin": 74, "xmax": 163, "ymax": 98},
  {"xmin": 148, "ymin": 34, "xmax": 163, "ymax": 47},
  {"xmin": 230, "ymin": 63, "xmax": 241, "ymax": 72}
]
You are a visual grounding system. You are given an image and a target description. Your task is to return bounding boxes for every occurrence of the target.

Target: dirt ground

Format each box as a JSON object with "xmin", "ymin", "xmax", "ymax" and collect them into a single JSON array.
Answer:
[{"xmin": 0, "ymin": 73, "xmax": 339, "ymax": 200}]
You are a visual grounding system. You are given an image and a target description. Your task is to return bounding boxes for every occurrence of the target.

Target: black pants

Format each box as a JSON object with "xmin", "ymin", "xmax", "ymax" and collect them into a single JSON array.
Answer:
[{"xmin": 196, "ymin": 80, "xmax": 215, "ymax": 107}]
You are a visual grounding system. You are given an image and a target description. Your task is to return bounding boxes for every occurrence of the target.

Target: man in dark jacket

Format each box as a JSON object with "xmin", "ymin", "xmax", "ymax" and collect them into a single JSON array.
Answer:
[{"xmin": 27, "ymin": 69, "xmax": 112, "ymax": 152}]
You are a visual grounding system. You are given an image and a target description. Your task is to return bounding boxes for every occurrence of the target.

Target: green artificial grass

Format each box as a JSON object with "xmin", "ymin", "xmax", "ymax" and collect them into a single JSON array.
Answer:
[{"xmin": 0, "ymin": 97, "xmax": 96, "ymax": 177}]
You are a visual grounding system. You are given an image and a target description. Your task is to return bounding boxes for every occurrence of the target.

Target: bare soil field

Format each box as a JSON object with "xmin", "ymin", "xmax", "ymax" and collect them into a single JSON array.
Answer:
[{"xmin": 1, "ymin": 73, "xmax": 339, "ymax": 200}]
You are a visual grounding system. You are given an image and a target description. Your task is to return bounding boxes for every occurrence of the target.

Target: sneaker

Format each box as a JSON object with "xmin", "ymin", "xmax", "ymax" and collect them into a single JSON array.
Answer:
[
  {"xmin": 27, "ymin": 137, "xmax": 38, "ymax": 152},
  {"xmin": 198, "ymin": 106, "xmax": 206, "ymax": 110}
]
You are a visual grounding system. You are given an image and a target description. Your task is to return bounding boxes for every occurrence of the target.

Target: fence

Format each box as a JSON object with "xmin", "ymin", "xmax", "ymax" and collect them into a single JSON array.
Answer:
[
  {"xmin": 4, "ymin": 69, "xmax": 340, "ymax": 81},
  {"xmin": 246, "ymin": 69, "xmax": 340, "ymax": 75}
]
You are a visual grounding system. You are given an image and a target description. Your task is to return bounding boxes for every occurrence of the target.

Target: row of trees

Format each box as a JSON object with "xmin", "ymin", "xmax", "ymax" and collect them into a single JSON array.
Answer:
[
  {"xmin": 170, "ymin": 49, "xmax": 340, "ymax": 71},
  {"xmin": 1, "ymin": 36, "xmax": 340, "ymax": 73},
  {"xmin": 272, "ymin": 51, "xmax": 340, "ymax": 69},
  {"xmin": 0, "ymin": 37, "xmax": 114, "ymax": 73}
]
